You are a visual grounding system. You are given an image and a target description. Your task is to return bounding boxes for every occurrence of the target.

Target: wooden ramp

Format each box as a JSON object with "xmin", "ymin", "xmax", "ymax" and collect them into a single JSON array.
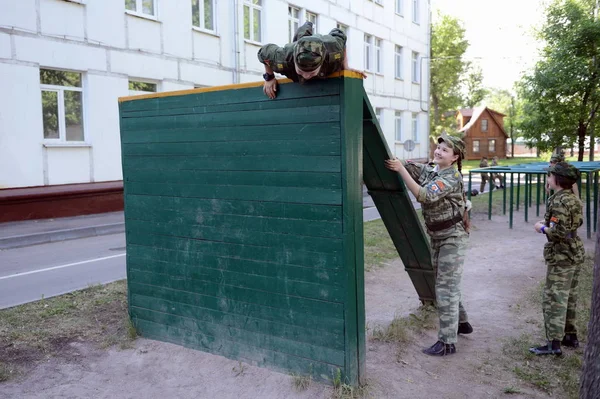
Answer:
[{"xmin": 118, "ymin": 71, "xmax": 433, "ymax": 386}]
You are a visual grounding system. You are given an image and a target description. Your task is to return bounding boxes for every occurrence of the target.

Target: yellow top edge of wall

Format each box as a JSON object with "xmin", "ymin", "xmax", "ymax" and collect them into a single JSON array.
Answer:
[{"xmin": 118, "ymin": 70, "xmax": 364, "ymax": 103}]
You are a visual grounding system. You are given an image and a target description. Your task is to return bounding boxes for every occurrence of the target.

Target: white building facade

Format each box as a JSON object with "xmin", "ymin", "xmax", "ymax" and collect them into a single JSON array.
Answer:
[{"xmin": 0, "ymin": 0, "xmax": 430, "ymax": 189}]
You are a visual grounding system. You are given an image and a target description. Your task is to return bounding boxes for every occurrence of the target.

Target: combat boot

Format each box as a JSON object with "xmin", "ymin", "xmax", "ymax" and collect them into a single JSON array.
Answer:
[
  {"xmin": 561, "ymin": 333, "xmax": 579, "ymax": 348},
  {"xmin": 423, "ymin": 340, "xmax": 456, "ymax": 356},
  {"xmin": 458, "ymin": 322, "xmax": 473, "ymax": 335},
  {"xmin": 529, "ymin": 340, "xmax": 562, "ymax": 356}
]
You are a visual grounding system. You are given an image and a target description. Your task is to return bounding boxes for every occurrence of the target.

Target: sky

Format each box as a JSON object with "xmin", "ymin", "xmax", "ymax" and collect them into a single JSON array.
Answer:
[{"xmin": 430, "ymin": 0, "xmax": 548, "ymax": 92}]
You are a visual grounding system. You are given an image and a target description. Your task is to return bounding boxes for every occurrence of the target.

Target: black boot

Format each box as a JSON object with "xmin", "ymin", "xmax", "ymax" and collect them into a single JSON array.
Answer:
[
  {"xmin": 561, "ymin": 333, "xmax": 579, "ymax": 348},
  {"xmin": 529, "ymin": 340, "xmax": 562, "ymax": 356},
  {"xmin": 458, "ymin": 322, "xmax": 473, "ymax": 335},
  {"xmin": 423, "ymin": 340, "xmax": 456, "ymax": 356}
]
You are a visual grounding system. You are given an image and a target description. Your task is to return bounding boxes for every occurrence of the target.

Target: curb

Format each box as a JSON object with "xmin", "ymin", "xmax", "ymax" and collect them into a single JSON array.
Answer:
[{"xmin": 0, "ymin": 223, "xmax": 125, "ymax": 250}]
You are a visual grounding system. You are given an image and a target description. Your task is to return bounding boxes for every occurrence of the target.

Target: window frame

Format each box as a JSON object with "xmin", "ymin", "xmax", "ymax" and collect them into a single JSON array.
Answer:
[
  {"xmin": 473, "ymin": 140, "xmax": 480, "ymax": 153},
  {"xmin": 128, "ymin": 79, "xmax": 159, "ymax": 96},
  {"xmin": 364, "ymin": 34, "xmax": 373, "ymax": 72},
  {"xmin": 374, "ymin": 38, "xmax": 383, "ymax": 74},
  {"xmin": 375, "ymin": 108, "xmax": 383, "ymax": 125},
  {"xmin": 192, "ymin": 0, "xmax": 216, "ymax": 33},
  {"xmin": 243, "ymin": 0, "xmax": 263, "ymax": 43},
  {"xmin": 488, "ymin": 139, "xmax": 496, "ymax": 153},
  {"xmin": 481, "ymin": 119, "xmax": 489, "ymax": 132},
  {"xmin": 336, "ymin": 22, "xmax": 348, "ymax": 34},
  {"xmin": 411, "ymin": 51, "xmax": 420, "ymax": 83},
  {"xmin": 40, "ymin": 69, "xmax": 85, "ymax": 143},
  {"xmin": 305, "ymin": 10, "xmax": 318, "ymax": 33},
  {"xmin": 395, "ymin": 0, "xmax": 403, "ymax": 15},
  {"xmin": 411, "ymin": 112, "xmax": 419, "ymax": 142},
  {"xmin": 395, "ymin": 45, "xmax": 403, "ymax": 79},
  {"xmin": 395, "ymin": 111, "xmax": 403, "ymax": 142},
  {"xmin": 288, "ymin": 5, "xmax": 300, "ymax": 43},
  {"xmin": 125, "ymin": 0, "xmax": 158, "ymax": 20},
  {"xmin": 412, "ymin": 0, "xmax": 419, "ymax": 24}
]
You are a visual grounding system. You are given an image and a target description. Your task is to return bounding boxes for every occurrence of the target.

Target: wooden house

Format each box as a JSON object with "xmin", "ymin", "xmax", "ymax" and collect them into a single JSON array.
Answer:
[{"xmin": 456, "ymin": 107, "xmax": 508, "ymax": 160}]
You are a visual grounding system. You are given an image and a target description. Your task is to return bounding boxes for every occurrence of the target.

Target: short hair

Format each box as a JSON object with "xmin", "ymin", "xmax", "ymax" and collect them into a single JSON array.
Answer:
[{"xmin": 552, "ymin": 174, "xmax": 575, "ymax": 189}]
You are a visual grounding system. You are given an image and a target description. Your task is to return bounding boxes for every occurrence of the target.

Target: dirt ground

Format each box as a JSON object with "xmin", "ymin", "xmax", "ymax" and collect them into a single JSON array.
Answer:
[{"xmin": 0, "ymin": 212, "xmax": 595, "ymax": 399}]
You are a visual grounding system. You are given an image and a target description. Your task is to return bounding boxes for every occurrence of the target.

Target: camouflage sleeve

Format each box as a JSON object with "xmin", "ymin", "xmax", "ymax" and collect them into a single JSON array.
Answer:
[
  {"xmin": 401, "ymin": 160, "xmax": 427, "ymax": 185},
  {"xmin": 257, "ymin": 44, "xmax": 282, "ymax": 66},
  {"xmin": 328, "ymin": 28, "xmax": 347, "ymax": 49},
  {"xmin": 417, "ymin": 174, "xmax": 460, "ymax": 204},
  {"xmin": 293, "ymin": 21, "xmax": 314, "ymax": 41},
  {"xmin": 545, "ymin": 196, "xmax": 577, "ymax": 240}
]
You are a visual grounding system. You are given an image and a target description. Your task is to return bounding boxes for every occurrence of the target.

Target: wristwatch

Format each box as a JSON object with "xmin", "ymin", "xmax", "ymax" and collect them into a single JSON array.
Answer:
[{"xmin": 263, "ymin": 73, "xmax": 275, "ymax": 81}]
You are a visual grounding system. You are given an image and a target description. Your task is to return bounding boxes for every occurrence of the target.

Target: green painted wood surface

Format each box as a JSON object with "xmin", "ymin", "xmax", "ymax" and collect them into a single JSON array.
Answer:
[{"xmin": 120, "ymin": 77, "xmax": 365, "ymax": 385}]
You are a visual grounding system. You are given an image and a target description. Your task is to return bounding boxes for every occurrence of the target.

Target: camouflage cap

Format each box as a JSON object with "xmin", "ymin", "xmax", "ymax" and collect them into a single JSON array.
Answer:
[
  {"xmin": 438, "ymin": 135, "xmax": 466, "ymax": 160},
  {"xmin": 548, "ymin": 162, "xmax": 580, "ymax": 180},
  {"xmin": 550, "ymin": 150, "xmax": 565, "ymax": 163},
  {"xmin": 293, "ymin": 36, "xmax": 325, "ymax": 72}
]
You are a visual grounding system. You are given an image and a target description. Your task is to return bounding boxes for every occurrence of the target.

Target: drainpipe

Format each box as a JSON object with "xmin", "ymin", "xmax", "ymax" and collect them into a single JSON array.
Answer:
[{"xmin": 232, "ymin": 0, "xmax": 240, "ymax": 84}]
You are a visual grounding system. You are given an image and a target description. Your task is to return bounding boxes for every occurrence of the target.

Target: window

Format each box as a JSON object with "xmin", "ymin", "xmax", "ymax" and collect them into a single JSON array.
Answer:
[
  {"xmin": 412, "ymin": 0, "xmax": 419, "ymax": 24},
  {"xmin": 129, "ymin": 80, "xmax": 157, "ymax": 96},
  {"xmin": 244, "ymin": 0, "xmax": 262, "ymax": 42},
  {"xmin": 375, "ymin": 0, "xmax": 383, "ymax": 4},
  {"xmin": 364, "ymin": 34, "xmax": 372, "ymax": 71},
  {"xmin": 375, "ymin": 108, "xmax": 383, "ymax": 125},
  {"xmin": 473, "ymin": 140, "xmax": 480, "ymax": 153},
  {"xmin": 305, "ymin": 11, "xmax": 317, "ymax": 33},
  {"xmin": 125, "ymin": 0, "xmax": 156, "ymax": 17},
  {"xmin": 396, "ymin": 0, "xmax": 403, "ymax": 15},
  {"xmin": 288, "ymin": 6, "xmax": 300, "ymax": 43},
  {"xmin": 192, "ymin": 0, "xmax": 215, "ymax": 31},
  {"xmin": 481, "ymin": 119, "xmax": 488, "ymax": 132},
  {"xmin": 40, "ymin": 69, "xmax": 84, "ymax": 142},
  {"xmin": 411, "ymin": 51, "xmax": 419, "ymax": 83},
  {"xmin": 411, "ymin": 113, "xmax": 418, "ymax": 142},
  {"xmin": 395, "ymin": 111, "xmax": 402, "ymax": 142},
  {"xmin": 375, "ymin": 38, "xmax": 382, "ymax": 73},
  {"xmin": 395, "ymin": 45, "xmax": 403, "ymax": 79},
  {"xmin": 489, "ymin": 139, "xmax": 496, "ymax": 153},
  {"xmin": 336, "ymin": 23, "xmax": 348, "ymax": 34}
]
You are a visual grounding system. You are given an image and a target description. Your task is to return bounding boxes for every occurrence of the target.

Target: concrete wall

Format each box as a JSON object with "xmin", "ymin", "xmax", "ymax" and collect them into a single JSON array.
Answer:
[{"xmin": 0, "ymin": 0, "xmax": 430, "ymax": 188}]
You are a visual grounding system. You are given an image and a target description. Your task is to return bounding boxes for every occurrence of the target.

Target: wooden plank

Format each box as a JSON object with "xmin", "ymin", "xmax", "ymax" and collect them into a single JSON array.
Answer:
[
  {"xmin": 121, "ymin": 123, "xmax": 341, "ymax": 144},
  {"xmin": 120, "ymin": 105, "xmax": 340, "ymax": 131},
  {"xmin": 130, "ymin": 293, "xmax": 344, "ymax": 350},
  {"xmin": 133, "ymin": 319, "xmax": 340, "ymax": 382},
  {"xmin": 121, "ymin": 95, "xmax": 339, "ymax": 118},
  {"xmin": 126, "ymin": 233, "xmax": 343, "ymax": 269},
  {"xmin": 125, "ymin": 170, "xmax": 341, "ymax": 189},
  {"xmin": 124, "ymin": 195, "xmax": 342, "ymax": 221},
  {"xmin": 129, "ymin": 282, "xmax": 344, "ymax": 332},
  {"xmin": 130, "ymin": 306, "xmax": 345, "ymax": 365},
  {"xmin": 124, "ymin": 182, "xmax": 342, "ymax": 205},
  {"xmin": 119, "ymin": 79, "xmax": 341, "ymax": 112},
  {"xmin": 124, "ymin": 219, "xmax": 343, "ymax": 254},
  {"xmin": 127, "ymin": 257, "xmax": 345, "ymax": 302},
  {"xmin": 121, "ymin": 138, "xmax": 340, "ymax": 157},
  {"xmin": 122, "ymin": 155, "xmax": 341, "ymax": 173},
  {"xmin": 125, "ymin": 207, "xmax": 342, "ymax": 237},
  {"xmin": 128, "ymin": 269, "xmax": 344, "ymax": 318},
  {"xmin": 126, "ymin": 245, "xmax": 345, "ymax": 286}
]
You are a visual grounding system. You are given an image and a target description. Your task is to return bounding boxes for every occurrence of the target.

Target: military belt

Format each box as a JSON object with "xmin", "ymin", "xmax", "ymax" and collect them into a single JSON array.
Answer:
[{"xmin": 426, "ymin": 215, "xmax": 463, "ymax": 232}]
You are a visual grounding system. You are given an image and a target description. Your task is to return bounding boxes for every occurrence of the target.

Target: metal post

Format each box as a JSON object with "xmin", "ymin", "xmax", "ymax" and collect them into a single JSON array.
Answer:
[
  {"xmin": 509, "ymin": 173, "xmax": 514, "ymax": 229},
  {"xmin": 524, "ymin": 174, "xmax": 529, "ymax": 222},
  {"xmin": 503, "ymin": 172, "xmax": 507, "ymax": 215},
  {"xmin": 594, "ymin": 171, "xmax": 598, "ymax": 233},
  {"xmin": 516, "ymin": 173, "xmax": 521, "ymax": 211},
  {"xmin": 529, "ymin": 173, "xmax": 534, "ymax": 207},
  {"xmin": 488, "ymin": 176, "xmax": 493, "ymax": 220},
  {"xmin": 468, "ymin": 172, "xmax": 472, "ymax": 217},
  {"xmin": 587, "ymin": 172, "xmax": 592, "ymax": 239},
  {"xmin": 536, "ymin": 174, "xmax": 541, "ymax": 217}
]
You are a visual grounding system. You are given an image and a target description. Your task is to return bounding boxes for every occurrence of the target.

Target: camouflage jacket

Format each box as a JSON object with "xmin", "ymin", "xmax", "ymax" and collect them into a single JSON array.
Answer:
[
  {"xmin": 402, "ymin": 161, "xmax": 466, "ymax": 238},
  {"xmin": 479, "ymin": 159, "xmax": 489, "ymax": 178},
  {"xmin": 257, "ymin": 23, "xmax": 346, "ymax": 82},
  {"xmin": 544, "ymin": 189, "xmax": 583, "ymax": 242}
]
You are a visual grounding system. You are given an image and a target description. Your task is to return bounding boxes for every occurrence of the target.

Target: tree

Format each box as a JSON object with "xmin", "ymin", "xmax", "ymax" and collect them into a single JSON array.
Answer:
[
  {"xmin": 430, "ymin": 12, "xmax": 469, "ymax": 145},
  {"xmin": 484, "ymin": 88, "xmax": 524, "ymax": 158},
  {"xmin": 462, "ymin": 64, "xmax": 488, "ymax": 109},
  {"xmin": 518, "ymin": 0, "xmax": 600, "ymax": 160},
  {"xmin": 581, "ymin": 194, "xmax": 600, "ymax": 398}
]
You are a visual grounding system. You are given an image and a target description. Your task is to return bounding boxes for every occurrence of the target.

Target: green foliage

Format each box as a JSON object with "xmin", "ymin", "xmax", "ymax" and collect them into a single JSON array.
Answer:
[
  {"xmin": 518, "ymin": 0, "xmax": 600, "ymax": 159},
  {"xmin": 430, "ymin": 12, "xmax": 470, "ymax": 138},
  {"xmin": 462, "ymin": 64, "xmax": 488, "ymax": 108}
]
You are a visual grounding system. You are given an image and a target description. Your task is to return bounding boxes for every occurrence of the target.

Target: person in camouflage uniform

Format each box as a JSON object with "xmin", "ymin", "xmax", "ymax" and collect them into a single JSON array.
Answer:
[
  {"xmin": 385, "ymin": 134, "xmax": 472, "ymax": 356},
  {"xmin": 479, "ymin": 156, "xmax": 491, "ymax": 193},
  {"xmin": 491, "ymin": 156, "xmax": 505, "ymax": 189},
  {"xmin": 531, "ymin": 162, "xmax": 585, "ymax": 355},
  {"xmin": 546, "ymin": 149, "xmax": 580, "ymax": 198},
  {"xmin": 257, "ymin": 22, "xmax": 365, "ymax": 99}
]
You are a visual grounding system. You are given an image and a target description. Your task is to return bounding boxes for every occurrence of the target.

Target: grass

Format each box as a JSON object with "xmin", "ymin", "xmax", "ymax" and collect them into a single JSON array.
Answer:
[
  {"xmin": 0, "ymin": 280, "xmax": 135, "ymax": 382},
  {"xmin": 501, "ymin": 255, "xmax": 594, "ymax": 399},
  {"xmin": 363, "ymin": 219, "xmax": 400, "ymax": 271},
  {"xmin": 371, "ymin": 305, "xmax": 437, "ymax": 347},
  {"xmin": 330, "ymin": 369, "xmax": 371, "ymax": 399},
  {"xmin": 292, "ymin": 373, "xmax": 312, "ymax": 391}
]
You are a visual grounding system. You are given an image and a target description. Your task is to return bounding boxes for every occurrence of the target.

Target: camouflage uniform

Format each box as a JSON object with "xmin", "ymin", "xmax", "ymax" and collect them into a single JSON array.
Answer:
[
  {"xmin": 541, "ymin": 164, "xmax": 585, "ymax": 342},
  {"xmin": 257, "ymin": 22, "xmax": 346, "ymax": 82},
  {"xmin": 491, "ymin": 157, "xmax": 504, "ymax": 188},
  {"xmin": 479, "ymin": 157, "xmax": 490, "ymax": 192},
  {"xmin": 402, "ymin": 142, "xmax": 469, "ymax": 344}
]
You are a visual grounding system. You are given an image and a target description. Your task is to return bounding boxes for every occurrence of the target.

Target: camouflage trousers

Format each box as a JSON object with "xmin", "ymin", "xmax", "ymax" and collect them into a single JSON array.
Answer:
[
  {"xmin": 431, "ymin": 231, "xmax": 469, "ymax": 344},
  {"xmin": 542, "ymin": 241, "xmax": 584, "ymax": 340}
]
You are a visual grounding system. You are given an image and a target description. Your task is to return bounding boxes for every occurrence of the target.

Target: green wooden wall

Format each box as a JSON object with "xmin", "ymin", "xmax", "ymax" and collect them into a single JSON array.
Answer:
[{"xmin": 119, "ymin": 76, "xmax": 366, "ymax": 385}]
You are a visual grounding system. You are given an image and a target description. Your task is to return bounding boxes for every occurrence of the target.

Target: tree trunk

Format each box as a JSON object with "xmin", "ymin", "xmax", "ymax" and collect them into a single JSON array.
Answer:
[
  {"xmin": 578, "ymin": 121, "xmax": 587, "ymax": 162},
  {"xmin": 580, "ymin": 195, "xmax": 600, "ymax": 398}
]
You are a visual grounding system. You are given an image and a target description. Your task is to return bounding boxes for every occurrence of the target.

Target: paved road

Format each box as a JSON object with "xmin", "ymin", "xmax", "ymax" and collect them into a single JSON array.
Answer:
[{"xmin": 0, "ymin": 233, "xmax": 126, "ymax": 309}]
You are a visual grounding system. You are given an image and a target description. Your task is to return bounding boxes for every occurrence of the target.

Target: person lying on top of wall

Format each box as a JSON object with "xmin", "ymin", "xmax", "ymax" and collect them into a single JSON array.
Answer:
[{"xmin": 257, "ymin": 21, "xmax": 366, "ymax": 99}]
